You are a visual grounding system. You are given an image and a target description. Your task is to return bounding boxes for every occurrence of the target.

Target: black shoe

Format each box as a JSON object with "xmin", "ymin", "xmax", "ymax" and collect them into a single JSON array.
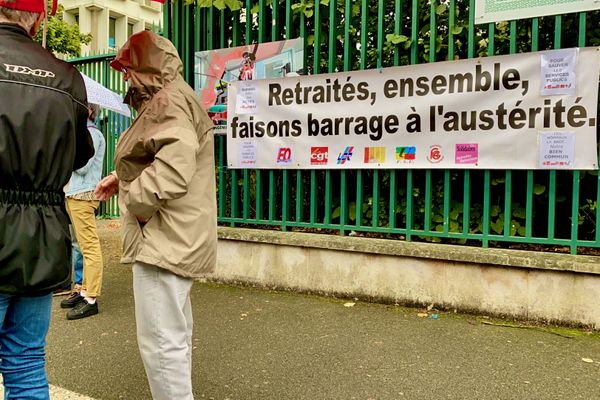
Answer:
[
  {"xmin": 60, "ymin": 292, "xmax": 84, "ymax": 308},
  {"xmin": 67, "ymin": 300, "xmax": 98, "ymax": 320}
]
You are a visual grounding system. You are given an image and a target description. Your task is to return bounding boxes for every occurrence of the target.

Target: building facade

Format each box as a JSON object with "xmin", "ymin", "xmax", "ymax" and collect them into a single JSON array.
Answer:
[{"xmin": 62, "ymin": 0, "xmax": 162, "ymax": 54}]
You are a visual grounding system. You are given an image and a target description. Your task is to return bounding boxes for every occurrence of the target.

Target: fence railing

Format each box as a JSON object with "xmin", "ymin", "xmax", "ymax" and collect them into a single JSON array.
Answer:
[{"xmin": 73, "ymin": 1, "xmax": 600, "ymax": 255}]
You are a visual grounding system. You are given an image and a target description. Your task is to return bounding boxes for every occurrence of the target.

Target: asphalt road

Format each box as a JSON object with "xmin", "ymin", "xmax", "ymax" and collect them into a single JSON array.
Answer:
[{"xmin": 13, "ymin": 224, "xmax": 600, "ymax": 399}]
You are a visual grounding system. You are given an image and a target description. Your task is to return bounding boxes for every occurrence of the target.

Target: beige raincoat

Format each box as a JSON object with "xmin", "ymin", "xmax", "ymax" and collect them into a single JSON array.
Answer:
[{"xmin": 112, "ymin": 31, "xmax": 216, "ymax": 278}]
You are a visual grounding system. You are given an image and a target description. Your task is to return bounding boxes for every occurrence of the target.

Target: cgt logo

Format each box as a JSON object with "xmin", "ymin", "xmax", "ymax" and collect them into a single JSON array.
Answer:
[
  {"xmin": 337, "ymin": 146, "xmax": 354, "ymax": 165},
  {"xmin": 310, "ymin": 147, "xmax": 328, "ymax": 165},
  {"xmin": 276, "ymin": 147, "xmax": 292, "ymax": 165},
  {"xmin": 4, "ymin": 64, "xmax": 55, "ymax": 78}
]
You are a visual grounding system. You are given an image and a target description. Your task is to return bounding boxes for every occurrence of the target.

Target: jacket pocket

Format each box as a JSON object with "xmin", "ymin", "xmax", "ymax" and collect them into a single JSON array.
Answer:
[{"xmin": 121, "ymin": 209, "xmax": 143, "ymax": 260}]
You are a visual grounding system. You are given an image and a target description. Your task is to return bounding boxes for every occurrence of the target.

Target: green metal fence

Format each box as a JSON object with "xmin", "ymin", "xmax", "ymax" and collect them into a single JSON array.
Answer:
[{"xmin": 73, "ymin": 1, "xmax": 600, "ymax": 255}]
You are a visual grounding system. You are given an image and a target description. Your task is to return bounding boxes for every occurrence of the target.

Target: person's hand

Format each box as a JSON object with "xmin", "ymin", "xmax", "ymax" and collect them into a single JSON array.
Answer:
[{"xmin": 95, "ymin": 174, "xmax": 119, "ymax": 201}]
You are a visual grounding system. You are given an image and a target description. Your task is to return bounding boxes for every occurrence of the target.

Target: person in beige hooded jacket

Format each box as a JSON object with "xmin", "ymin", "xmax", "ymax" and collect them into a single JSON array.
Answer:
[{"xmin": 95, "ymin": 31, "xmax": 216, "ymax": 400}]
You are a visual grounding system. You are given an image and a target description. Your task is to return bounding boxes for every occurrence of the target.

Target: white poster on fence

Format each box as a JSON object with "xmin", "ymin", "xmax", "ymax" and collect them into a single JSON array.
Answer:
[
  {"xmin": 475, "ymin": 0, "xmax": 600, "ymax": 24},
  {"xmin": 226, "ymin": 47, "xmax": 600, "ymax": 170}
]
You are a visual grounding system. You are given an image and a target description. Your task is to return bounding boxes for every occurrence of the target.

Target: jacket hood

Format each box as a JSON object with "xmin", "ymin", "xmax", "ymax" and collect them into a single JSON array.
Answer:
[{"xmin": 111, "ymin": 31, "xmax": 183, "ymax": 110}]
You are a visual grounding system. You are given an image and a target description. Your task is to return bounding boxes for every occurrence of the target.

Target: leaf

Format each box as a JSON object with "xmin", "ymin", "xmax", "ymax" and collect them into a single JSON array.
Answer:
[
  {"xmin": 533, "ymin": 184, "xmax": 546, "ymax": 195},
  {"xmin": 582, "ymin": 358, "xmax": 594, "ymax": 363},
  {"xmin": 386, "ymin": 34, "xmax": 409, "ymax": 45},
  {"xmin": 513, "ymin": 207, "xmax": 527, "ymax": 219},
  {"xmin": 348, "ymin": 202, "xmax": 356, "ymax": 221},
  {"xmin": 490, "ymin": 219, "xmax": 504, "ymax": 234},
  {"xmin": 435, "ymin": 3, "xmax": 448, "ymax": 15},
  {"xmin": 510, "ymin": 220, "xmax": 521, "ymax": 236},
  {"xmin": 213, "ymin": 0, "xmax": 226, "ymax": 9},
  {"xmin": 332, "ymin": 207, "xmax": 341, "ymax": 220},
  {"xmin": 490, "ymin": 205, "xmax": 501, "ymax": 217},
  {"xmin": 344, "ymin": 302, "xmax": 355, "ymax": 307},
  {"xmin": 451, "ymin": 25, "xmax": 464, "ymax": 35}
]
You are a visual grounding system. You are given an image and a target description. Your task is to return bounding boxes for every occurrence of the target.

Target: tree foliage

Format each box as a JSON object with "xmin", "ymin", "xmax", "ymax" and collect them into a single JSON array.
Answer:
[{"xmin": 34, "ymin": 5, "xmax": 92, "ymax": 57}]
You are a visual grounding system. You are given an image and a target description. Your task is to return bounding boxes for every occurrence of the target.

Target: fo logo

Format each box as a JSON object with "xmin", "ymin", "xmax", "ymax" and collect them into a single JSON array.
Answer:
[
  {"xmin": 310, "ymin": 147, "xmax": 328, "ymax": 165},
  {"xmin": 276, "ymin": 147, "xmax": 292, "ymax": 165},
  {"xmin": 427, "ymin": 145, "xmax": 443, "ymax": 163}
]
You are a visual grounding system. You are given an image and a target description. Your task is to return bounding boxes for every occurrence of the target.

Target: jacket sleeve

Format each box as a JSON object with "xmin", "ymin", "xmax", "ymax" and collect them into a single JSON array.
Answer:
[
  {"xmin": 72, "ymin": 73, "xmax": 94, "ymax": 171},
  {"xmin": 125, "ymin": 120, "xmax": 200, "ymax": 220},
  {"xmin": 74, "ymin": 127, "xmax": 103, "ymax": 176}
]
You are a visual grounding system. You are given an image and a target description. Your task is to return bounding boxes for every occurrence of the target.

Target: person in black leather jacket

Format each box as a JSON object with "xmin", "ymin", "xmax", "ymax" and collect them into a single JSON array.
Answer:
[{"xmin": 0, "ymin": 0, "xmax": 93, "ymax": 397}]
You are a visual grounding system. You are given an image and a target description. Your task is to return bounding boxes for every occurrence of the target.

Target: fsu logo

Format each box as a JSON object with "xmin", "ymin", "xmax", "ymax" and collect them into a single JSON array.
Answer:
[
  {"xmin": 427, "ymin": 145, "xmax": 443, "ymax": 163},
  {"xmin": 310, "ymin": 147, "xmax": 328, "ymax": 165}
]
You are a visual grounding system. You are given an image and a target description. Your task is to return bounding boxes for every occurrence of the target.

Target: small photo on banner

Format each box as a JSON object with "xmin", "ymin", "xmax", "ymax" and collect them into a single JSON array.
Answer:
[{"xmin": 364, "ymin": 147, "xmax": 386, "ymax": 164}]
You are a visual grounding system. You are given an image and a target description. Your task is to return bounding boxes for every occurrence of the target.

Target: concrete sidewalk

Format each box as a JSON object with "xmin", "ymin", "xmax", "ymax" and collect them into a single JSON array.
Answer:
[{"xmin": 9, "ymin": 223, "xmax": 600, "ymax": 399}]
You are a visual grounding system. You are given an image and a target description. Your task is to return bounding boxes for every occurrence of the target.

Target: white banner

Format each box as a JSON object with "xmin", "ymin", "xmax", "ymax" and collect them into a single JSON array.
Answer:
[
  {"xmin": 226, "ymin": 47, "xmax": 600, "ymax": 170},
  {"xmin": 475, "ymin": 0, "xmax": 600, "ymax": 24}
]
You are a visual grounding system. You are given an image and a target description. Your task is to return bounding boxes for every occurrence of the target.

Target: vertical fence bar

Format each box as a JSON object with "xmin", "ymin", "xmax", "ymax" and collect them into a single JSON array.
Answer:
[
  {"xmin": 341, "ymin": 170, "xmax": 347, "ymax": 234},
  {"xmin": 410, "ymin": 0, "xmax": 418, "ymax": 64},
  {"xmin": 259, "ymin": 0, "xmax": 266, "ymax": 43},
  {"xmin": 377, "ymin": 0, "xmax": 384, "ymax": 68},
  {"xmin": 571, "ymin": 172, "xmax": 581, "ymax": 253},
  {"xmin": 310, "ymin": 171, "xmax": 317, "ymax": 224},
  {"xmin": 269, "ymin": 171, "xmax": 276, "ymax": 221},
  {"xmin": 296, "ymin": 171, "xmax": 304, "ymax": 222},
  {"xmin": 246, "ymin": 0, "xmax": 252, "ymax": 44},
  {"xmin": 231, "ymin": 170, "xmax": 238, "ymax": 226},
  {"xmin": 218, "ymin": 137, "xmax": 225, "ymax": 218},
  {"xmin": 389, "ymin": 171, "xmax": 397, "ymax": 229},
  {"xmin": 429, "ymin": 0, "xmax": 436, "ymax": 63},
  {"xmin": 285, "ymin": 0, "xmax": 292, "ymax": 38},
  {"xmin": 360, "ymin": 0, "xmax": 368, "ymax": 70},
  {"xmin": 424, "ymin": 170, "xmax": 432, "ymax": 231},
  {"xmin": 406, "ymin": 171, "xmax": 413, "ymax": 240},
  {"xmin": 448, "ymin": 0, "xmax": 455, "ymax": 61},
  {"xmin": 325, "ymin": 172, "xmax": 332, "ymax": 225},
  {"xmin": 243, "ymin": 170, "xmax": 250, "ymax": 219},
  {"xmin": 344, "ymin": 0, "xmax": 352, "ymax": 68},
  {"xmin": 255, "ymin": 170, "xmax": 263, "ymax": 220},
  {"xmin": 314, "ymin": 0, "xmax": 322, "ymax": 73},
  {"xmin": 394, "ymin": 0, "xmax": 403, "ymax": 66},
  {"xmin": 356, "ymin": 171, "xmax": 363, "ymax": 228},
  {"xmin": 282, "ymin": 170, "xmax": 289, "ymax": 231},
  {"xmin": 372, "ymin": 172, "xmax": 380, "ymax": 228},
  {"xmin": 443, "ymin": 172, "xmax": 450, "ymax": 234}
]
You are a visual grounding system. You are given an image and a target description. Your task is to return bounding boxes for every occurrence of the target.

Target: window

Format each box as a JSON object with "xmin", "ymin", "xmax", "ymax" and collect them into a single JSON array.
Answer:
[
  {"xmin": 108, "ymin": 17, "xmax": 116, "ymax": 48},
  {"xmin": 127, "ymin": 23, "xmax": 134, "ymax": 38}
]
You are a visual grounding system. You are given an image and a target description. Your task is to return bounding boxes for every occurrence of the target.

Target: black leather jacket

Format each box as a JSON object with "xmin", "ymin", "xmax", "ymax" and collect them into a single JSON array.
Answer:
[{"xmin": 0, "ymin": 23, "xmax": 94, "ymax": 295}]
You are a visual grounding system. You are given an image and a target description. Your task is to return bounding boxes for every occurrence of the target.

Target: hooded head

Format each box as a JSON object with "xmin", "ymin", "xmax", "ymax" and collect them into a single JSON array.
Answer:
[{"xmin": 110, "ymin": 30, "xmax": 183, "ymax": 111}]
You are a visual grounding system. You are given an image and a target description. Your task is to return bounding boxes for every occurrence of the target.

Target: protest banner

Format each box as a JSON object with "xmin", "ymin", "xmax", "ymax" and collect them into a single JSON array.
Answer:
[{"xmin": 226, "ymin": 47, "xmax": 600, "ymax": 170}]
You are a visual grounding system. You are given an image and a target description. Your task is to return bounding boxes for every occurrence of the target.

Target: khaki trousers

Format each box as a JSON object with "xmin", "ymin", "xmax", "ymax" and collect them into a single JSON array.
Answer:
[{"xmin": 65, "ymin": 198, "xmax": 103, "ymax": 297}]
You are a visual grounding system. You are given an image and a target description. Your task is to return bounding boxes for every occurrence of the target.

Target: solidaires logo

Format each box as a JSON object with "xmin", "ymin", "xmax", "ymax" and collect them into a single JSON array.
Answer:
[{"xmin": 3, "ymin": 64, "xmax": 55, "ymax": 78}]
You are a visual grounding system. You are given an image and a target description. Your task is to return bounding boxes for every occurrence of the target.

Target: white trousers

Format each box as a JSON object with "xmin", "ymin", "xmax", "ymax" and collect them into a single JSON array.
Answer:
[{"xmin": 133, "ymin": 261, "xmax": 194, "ymax": 400}]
